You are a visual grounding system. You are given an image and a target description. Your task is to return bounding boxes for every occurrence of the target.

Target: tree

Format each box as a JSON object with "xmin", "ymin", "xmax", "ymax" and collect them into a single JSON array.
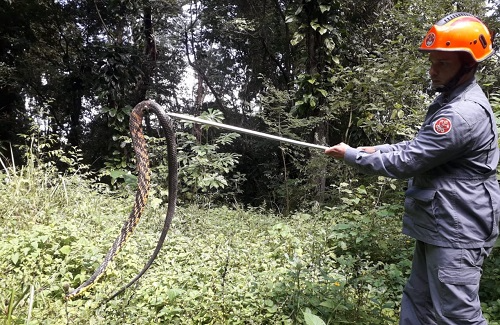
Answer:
[{"xmin": 1, "ymin": 0, "xmax": 498, "ymax": 210}]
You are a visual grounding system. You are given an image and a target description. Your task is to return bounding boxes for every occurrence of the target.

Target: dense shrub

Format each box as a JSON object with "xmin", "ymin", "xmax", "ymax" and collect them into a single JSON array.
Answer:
[{"xmin": 1, "ymin": 146, "xmax": 498, "ymax": 324}]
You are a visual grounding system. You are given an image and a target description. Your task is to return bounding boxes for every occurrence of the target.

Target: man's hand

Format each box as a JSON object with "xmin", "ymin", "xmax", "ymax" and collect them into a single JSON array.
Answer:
[{"xmin": 324, "ymin": 142, "xmax": 351, "ymax": 159}]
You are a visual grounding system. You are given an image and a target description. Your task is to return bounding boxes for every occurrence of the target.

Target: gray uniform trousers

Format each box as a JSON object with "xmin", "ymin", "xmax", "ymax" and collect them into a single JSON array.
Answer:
[{"xmin": 400, "ymin": 240, "xmax": 493, "ymax": 325}]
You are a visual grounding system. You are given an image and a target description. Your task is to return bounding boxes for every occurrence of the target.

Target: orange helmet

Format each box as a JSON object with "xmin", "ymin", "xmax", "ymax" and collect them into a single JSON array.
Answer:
[{"xmin": 419, "ymin": 12, "xmax": 495, "ymax": 62}]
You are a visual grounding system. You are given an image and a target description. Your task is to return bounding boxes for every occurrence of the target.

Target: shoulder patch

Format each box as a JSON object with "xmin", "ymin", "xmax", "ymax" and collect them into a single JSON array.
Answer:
[{"xmin": 433, "ymin": 117, "xmax": 452, "ymax": 135}]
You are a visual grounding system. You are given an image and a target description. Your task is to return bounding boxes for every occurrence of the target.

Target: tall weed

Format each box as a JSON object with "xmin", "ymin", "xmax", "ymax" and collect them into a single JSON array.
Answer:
[{"xmin": 1, "ymin": 132, "xmax": 499, "ymax": 324}]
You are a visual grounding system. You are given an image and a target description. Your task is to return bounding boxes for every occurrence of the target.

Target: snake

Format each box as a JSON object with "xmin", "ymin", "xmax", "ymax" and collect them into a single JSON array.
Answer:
[{"xmin": 65, "ymin": 100, "xmax": 177, "ymax": 301}]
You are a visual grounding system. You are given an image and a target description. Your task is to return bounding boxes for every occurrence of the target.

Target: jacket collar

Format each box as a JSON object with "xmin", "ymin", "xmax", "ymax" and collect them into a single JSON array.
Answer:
[{"xmin": 435, "ymin": 77, "xmax": 476, "ymax": 106}]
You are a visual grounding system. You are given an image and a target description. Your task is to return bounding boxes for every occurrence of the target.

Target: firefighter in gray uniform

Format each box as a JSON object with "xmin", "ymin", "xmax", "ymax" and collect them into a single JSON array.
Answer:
[{"xmin": 325, "ymin": 13, "xmax": 499, "ymax": 325}]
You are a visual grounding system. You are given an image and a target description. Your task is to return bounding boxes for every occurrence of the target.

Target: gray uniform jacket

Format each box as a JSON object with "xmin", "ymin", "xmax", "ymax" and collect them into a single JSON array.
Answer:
[{"xmin": 344, "ymin": 79, "xmax": 500, "ymax": 248}]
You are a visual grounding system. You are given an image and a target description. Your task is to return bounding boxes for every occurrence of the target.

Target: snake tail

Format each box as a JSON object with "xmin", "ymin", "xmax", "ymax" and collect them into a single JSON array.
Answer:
[
  {"xmin": 65, "ymin": 100, "xmax": 177, "ymax": 301},
  {"xmin": 103, "ymin": 100, "xmax": 178, "ymax": 302}
]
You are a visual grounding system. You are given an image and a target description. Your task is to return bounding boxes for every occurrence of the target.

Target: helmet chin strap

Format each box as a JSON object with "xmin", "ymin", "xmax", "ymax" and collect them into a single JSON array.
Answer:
[{"xmin": 432, "ymin": 65, "xmax": 474, "ymax": 93}]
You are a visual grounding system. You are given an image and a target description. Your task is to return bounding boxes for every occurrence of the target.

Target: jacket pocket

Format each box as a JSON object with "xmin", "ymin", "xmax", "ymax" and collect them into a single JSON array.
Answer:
[
  {"xmin": 404, "ymin": 187, "xmax": 438, "ymax": 232},
  {"xmin": 438, "ymin": 267, "xmax": 482, "ymax": 319},
  {"xmin": 484, "ymin": 181, "xmax": 500, "ymax": 243}
]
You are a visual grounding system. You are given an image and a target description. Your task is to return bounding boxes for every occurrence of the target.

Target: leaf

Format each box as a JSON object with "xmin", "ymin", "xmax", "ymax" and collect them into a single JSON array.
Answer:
[
  {"xmin": 310, "ymin": 21, "xmax": 320, "ymax": 31},
  {"xmin": 264, "ymin": 299, "xmax": 274, "ymax": 306},
  {"xmin": 307, "ymin": 77, "xmax": 316, "ymax": 84},
  {"xmin": 59, "ymin": 245, "xmax": 71, "ymax": 256},
  {"xmin": 109, "ymin": 169, "xmax": 126, "ymax": 179},
  {"xmin": 166, "ymin": 288, "xmax": 183, "ymax": 300},
  {"xmin": 356, "ymin": 185, "xmax": 367, "ymax": 195},
  {"xmin": 290, "ymin": 32, "xmax": 304, "ymax": 46},
  {"xmin": 319, "ymin": 5, "xmax": 330, "ymax": 13},
  {"xmin": 318, "ymin": 89, "xmax": 328, "ymax": 97},
  {"xmin": 11, "ymin": 253, "xmax": 19, "ymax": 265},
  {"xmin": 335, "ymin": 223, "xmax": 351, "ymax": 230},
  {"xmin": 150, "ymin": 197, "xmax": 162, "ymax": 209},
  {"xmin": 303, "ymin": 310, "xmax": 326, "ymax": 325},
  {"xmin": 326, "ymin": 40, "xmax": 337, "ymax": 52}
]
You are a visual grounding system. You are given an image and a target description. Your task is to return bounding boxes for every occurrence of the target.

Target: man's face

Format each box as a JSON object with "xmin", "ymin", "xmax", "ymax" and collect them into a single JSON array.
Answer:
[{"xmin": 428, "ymin": 51, "xmax": 462, "ymax": 89}]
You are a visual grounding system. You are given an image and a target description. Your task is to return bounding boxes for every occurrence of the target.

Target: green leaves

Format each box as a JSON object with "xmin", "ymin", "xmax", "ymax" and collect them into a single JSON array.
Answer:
[
  {"xmin": 304, "ymin": 309, "xmax": 326, "ymax": 325},
  {"xmin": 10, "ymin": 253, "xmax": 19, "ymax": 266},
  {"xmin": 174, "ymin": 109, "xmax": 243, "ymax": 203},
  {"xmin": 1, "ymin": 162, "xmax": 499, "ymax": 324},
  {"xmin": 59, "ymin": 245, "xmax": 72, "ymax": 256}
]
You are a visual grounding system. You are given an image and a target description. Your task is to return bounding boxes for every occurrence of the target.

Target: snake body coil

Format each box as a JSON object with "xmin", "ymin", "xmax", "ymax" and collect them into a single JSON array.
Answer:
[{"xmin": 65, "ymin": 100, "xmax": 177, "ymax": 301}]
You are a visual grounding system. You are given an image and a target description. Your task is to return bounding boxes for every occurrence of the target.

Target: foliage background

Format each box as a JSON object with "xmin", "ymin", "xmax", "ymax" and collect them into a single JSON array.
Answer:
[{"xmin": 1, "ymin": 0, "xmax": 500, "ymax": 323}]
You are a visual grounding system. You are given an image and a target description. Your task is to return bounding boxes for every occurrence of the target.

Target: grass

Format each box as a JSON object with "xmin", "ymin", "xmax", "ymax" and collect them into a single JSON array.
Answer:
[{"xmin": 0, "ymin": 151, "xmax": 499, "ymax": 324}]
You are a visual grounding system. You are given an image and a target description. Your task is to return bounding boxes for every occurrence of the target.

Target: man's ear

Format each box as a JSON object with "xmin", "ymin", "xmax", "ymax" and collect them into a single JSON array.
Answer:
[{"xmin": 463, "ymin": 63, "xmax": 478, "ymax": 74}]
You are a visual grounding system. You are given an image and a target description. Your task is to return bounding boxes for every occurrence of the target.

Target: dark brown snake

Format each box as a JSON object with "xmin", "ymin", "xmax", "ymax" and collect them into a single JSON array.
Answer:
[{"xmin": 65, "ymin": 100, "xmax": 177, "ymax": 301}]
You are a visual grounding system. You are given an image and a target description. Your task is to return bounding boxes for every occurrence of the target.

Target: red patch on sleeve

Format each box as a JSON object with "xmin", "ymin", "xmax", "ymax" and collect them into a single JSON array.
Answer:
[{"xmin": 433, "ymin": 117, "xmax": 452, "ymax": 135}]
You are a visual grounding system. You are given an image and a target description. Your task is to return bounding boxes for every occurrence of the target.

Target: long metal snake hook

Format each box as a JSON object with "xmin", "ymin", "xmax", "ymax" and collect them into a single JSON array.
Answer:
[
  {"xmin": 65, "ymin": 100, "xmax": 178, "ymax": 301},
  {"xmin": 165, "ymin": 112, "xmax": 329, "ymax": 151}
]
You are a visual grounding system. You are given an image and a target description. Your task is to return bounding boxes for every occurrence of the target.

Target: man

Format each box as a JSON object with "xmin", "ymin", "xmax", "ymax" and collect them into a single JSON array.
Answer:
[{"xmin": 325, "ymin": 13, "xmax": 499, "ymax": 324}]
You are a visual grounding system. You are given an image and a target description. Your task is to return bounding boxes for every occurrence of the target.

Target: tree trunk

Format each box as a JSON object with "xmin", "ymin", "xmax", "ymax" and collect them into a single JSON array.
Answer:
[{"xmin": 304, "ymin": 1, "xmax": 328, "ymax": 203}]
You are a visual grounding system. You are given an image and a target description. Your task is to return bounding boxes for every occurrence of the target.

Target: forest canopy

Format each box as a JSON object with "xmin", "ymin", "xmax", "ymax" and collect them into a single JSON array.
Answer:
[{"xmin": 0, "ymin": 0, "xmax": 499, "ymax": 209}]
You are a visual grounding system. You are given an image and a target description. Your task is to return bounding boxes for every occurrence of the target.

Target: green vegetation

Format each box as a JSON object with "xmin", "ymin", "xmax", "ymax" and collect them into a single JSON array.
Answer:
[
  {"xmin": 1, "ymin": 0, "xmax": 500, "ymax": 323},
  {"xmin": 1, "ymin": 145, "xmax": 499, "ymax": 324}
]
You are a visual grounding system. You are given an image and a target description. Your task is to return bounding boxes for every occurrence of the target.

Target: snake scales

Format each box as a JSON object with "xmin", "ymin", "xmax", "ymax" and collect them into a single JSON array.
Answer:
[{"xmin": 65, "ymin": 100, "xmax": 177, "ymax": 301}]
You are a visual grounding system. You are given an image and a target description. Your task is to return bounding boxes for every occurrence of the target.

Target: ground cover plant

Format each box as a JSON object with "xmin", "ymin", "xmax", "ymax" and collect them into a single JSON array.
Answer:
[
  {"xmin": 2, "ymin": 1, "xmax": 500, "ymax": 323},
  {"xmin": 1, "ymin": 147, "xmax": 499, "ymax": 324}
]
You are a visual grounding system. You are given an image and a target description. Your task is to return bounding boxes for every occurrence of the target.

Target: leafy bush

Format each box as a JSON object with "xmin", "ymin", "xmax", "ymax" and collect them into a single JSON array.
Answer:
[
  {"xmin": 268, "ymin": 178, "xmax": 413, "ymax": 324},
  {"xmin": 481, "ymin": 246, "xmax": 500, "ymax": 325},
  {"xmin": 1, "ymin": 145, "xmax": 499, "ymax": 324},
  {"xmin": 0, "ymin": 169, "xmax": 409, "ymax": 324},
  {"xmin": 143, "ymin": 108, "xmax": 245, "ymax": 206}
]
